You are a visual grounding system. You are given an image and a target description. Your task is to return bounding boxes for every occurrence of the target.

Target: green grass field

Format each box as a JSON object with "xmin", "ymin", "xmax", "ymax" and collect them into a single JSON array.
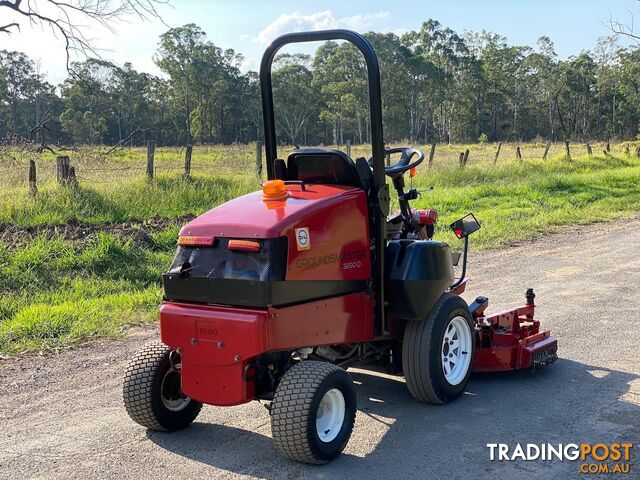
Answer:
[{"xmin": 1, "ymin": 141, "xmax": 639, "ymax": 355}]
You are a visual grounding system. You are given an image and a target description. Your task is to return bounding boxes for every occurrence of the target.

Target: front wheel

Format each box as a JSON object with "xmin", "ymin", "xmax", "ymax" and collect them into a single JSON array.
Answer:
[
  {"xmin": 270, "ymin": 361, "xmax": 357, "ymax": 464},
  {"xmin": 403, "ymin": 293, "xmax": 475, "ymax": 404},
  {"xmin": 123, "ymin": 342, "xmax": 202, "ymax": 431}
]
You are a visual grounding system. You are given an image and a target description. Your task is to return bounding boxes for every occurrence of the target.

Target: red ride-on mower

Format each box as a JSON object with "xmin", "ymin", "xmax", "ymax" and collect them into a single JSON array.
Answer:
[{"xmin": 123, "ymin": 30, "xmax": 558, "ymax": 464}]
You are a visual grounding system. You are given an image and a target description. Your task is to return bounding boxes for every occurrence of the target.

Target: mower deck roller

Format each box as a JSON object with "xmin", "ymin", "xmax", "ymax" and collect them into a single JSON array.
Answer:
[{"xmin": 123, "ymin": 29, "xmax": 557, "ymax": 465}]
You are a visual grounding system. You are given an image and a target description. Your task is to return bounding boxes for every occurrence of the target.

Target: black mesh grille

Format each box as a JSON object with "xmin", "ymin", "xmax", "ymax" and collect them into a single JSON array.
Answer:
[{"xmin": 167, "ymin": 237, "xmax": 287, "ymax": 281}]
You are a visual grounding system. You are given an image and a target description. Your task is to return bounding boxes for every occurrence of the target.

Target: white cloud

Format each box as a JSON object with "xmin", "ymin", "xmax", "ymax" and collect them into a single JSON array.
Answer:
[
  {"xmin": 382, "ymin": 27, "xmax": 410, "ymax": 37},
  {"xmin": 240, "ymin": 55, "xmax": 259, "ymax": 73},
  {"xmin": 256, "ymin": 10, "xmax": 389, "ymax": 44}
]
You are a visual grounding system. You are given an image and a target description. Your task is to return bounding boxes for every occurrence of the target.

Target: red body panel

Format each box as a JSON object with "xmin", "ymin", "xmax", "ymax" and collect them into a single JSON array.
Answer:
[
  {"xmin": 267, "ymin": 292, "xmax": 373, "ymax": 349},
  {"xmin": 160, "ymin": 292, "xmax": 374, "ymax": 406},
  {"xmin": 180, "ymin": 184, "xmax": 371, "ymax": 281},
  {"xmin": 160, "ymin": 302, "xmax": 267, "ymax": 406}
]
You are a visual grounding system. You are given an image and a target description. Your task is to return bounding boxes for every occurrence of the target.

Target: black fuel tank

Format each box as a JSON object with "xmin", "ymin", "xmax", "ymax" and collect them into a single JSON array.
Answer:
[{"xmin": 386, "ymin": 239, "xmax": 454, "ymax": 320}]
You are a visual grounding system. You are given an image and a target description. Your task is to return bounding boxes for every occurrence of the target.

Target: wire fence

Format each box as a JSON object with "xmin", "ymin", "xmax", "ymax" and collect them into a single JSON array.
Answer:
[{"xmin": 0, "ymin": 141, "xmax": 638, "ymax": 200}]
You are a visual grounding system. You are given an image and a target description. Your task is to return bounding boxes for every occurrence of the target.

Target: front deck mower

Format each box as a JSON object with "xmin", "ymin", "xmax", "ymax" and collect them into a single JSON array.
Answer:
[{"xmin": 123, "ymin": 29, "xmax": 558, "ymax": 464}]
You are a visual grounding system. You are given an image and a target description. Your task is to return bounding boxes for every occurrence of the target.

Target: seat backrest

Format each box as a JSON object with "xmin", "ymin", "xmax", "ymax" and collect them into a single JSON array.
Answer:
[{"xmin": 287, "ymin": 149, "xmax": 362, "ymax": 188}]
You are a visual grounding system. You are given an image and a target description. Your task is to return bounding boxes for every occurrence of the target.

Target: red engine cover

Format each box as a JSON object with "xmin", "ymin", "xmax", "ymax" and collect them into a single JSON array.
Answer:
[{"xmin": 180, "ymin": 184, "xmax": 371, "ymax": 281}]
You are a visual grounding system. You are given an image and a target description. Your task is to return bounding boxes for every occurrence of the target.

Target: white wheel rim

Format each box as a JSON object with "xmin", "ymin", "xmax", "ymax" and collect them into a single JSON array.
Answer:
[
  {"xmin": 161, "ymin": 368, "xmax": 191, "ymax": 412},
  {"xmin": 441, "ymin": 315, "xmax": 472, "ymax": 385},
  {"xmin": 315, "ymin": 388, "xmax": 346, "ymax": 443}
]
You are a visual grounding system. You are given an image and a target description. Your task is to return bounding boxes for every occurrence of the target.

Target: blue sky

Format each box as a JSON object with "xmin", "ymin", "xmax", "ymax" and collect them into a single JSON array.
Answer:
[{"xmin": 3, "ymin": 0, "xmax": 638, "ymax": 83}]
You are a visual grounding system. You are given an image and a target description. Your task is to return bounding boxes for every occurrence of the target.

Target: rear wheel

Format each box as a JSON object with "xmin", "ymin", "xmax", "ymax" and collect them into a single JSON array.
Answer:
[
  {"xmin": 403, "ymin": 293, "xmax": 475, "ymax": 404},
  {"xmin": 123, "ymin": 342, "xmax": 202, "ymax": 431},
  {"xmin": 270, "ymin": 361, "xmax": 356, "ymax": 464}
]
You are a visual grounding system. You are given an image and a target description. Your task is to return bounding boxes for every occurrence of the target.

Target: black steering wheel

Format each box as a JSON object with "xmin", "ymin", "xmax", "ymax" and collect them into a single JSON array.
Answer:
[{"xmin": 368, "ymin": 147, "xmax": 425, "ymax": 177}]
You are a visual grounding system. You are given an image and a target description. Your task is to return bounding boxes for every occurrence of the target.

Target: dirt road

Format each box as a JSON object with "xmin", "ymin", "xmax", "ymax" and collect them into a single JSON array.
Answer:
[{"xmin": 1, "ymin": 219, "xmax": 639, "ymax": 479}]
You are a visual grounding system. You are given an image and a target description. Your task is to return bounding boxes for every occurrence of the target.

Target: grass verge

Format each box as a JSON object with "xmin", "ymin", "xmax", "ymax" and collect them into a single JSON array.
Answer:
[
  {"xmin": 1, "ymin": 150, "xmax": 639, "ymax": 354},
  {"xmin": 0, "ymin": 233, "xmax": 170, "ymax": 354}
]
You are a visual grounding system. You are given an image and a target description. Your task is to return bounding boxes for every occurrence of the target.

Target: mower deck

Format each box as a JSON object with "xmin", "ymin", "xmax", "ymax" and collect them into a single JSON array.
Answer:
[{"xmin": 471, "ymin": 291, "xmax": 558, "ymax": 373}]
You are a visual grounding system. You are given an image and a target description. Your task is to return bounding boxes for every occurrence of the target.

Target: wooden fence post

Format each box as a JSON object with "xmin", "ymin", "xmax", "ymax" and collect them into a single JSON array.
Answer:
[
  {"xmin": 516, "ymin": 146, "xmax": 522, "ymax": 161},
  {"xmin": 458, "ymin": 152, "xmax": 465, "ymax": 167},
  {"xmin": 542, "ymin": 141, "xmax": 551, "ymax": 160},
  {"xmin": 346, "ymin": 139, "xmax": 351, "ymax": 158},
  {"xmin": 146, "ymin": 141, "xmax": 155, "ymax": 179},
  {"xmin": 428, "ymin": 142, "xmax": 436, "ymax": 168},
  {"xmin": 56, "ymin": 156, "xmax": 63, "ymax": 184},
  {"xmin": 28, "ymin": 159, "xmax": 37, "ymax": 196},
  {"xmin": 565, "ymin": 140, "xmax": 571, "ymax": 160},
  {"xmin": 184, "ymin": 145, "xmax": 192, "ymax": 178},
  {"xmin": 606, "ymin": 140, "xmax": 611, "ymax": 153},
  {"xmin": 463, "ymin": 149, "xmax": 470, "ymax": 166},
  {"xmin": 255, "ymin": 141, "xmax": 263, "ymax": 178},
  {"xmin": 68, "ymin": 165, "xmax": 77, "ymax": 187},
  {"xmin": 586, "ymin": 143, "xmax": 593, "ymax": 156},
  {"xmin": 56, "ymin": 155, "xmax": 70, "ymax": 185},
  {"xmin": 493, "ymin": 142, "xmax": 502, "ymax": 165}
]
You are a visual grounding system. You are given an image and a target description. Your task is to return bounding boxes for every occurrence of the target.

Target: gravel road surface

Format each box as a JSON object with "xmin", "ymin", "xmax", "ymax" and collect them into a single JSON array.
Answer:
[{"xmin": 1, "ymin": 219, "xmax": 639, "ymax": 479}]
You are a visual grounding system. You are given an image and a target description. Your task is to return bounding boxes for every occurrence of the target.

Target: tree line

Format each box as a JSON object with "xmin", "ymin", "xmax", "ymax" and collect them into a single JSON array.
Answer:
[{"xmin": 1, "ymin": 20, "xmax": 639, "ymax": 149}]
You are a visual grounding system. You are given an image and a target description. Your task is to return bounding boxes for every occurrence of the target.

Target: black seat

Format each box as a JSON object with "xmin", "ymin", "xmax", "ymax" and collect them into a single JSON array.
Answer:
[{"xmin": 286, "ymin": 148, "xmax": 364, "ymax": 188}]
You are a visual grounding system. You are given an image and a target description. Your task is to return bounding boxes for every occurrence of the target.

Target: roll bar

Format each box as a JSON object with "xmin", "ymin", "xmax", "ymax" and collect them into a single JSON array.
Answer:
[{"xmin": 259, "ymin": 29, "xmax": 388, "ymax": 335}]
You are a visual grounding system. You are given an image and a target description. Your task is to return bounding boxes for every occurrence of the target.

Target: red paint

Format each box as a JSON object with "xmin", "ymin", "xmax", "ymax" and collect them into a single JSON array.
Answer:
[
  {"xmin": 180, "ymin": 184, "xmax": 371, "ymax": 282},
  {"xmin": 412, "ymin": 209, "xmax": 438, "ymax": 225},
  {"xmin": 449, "ymin": 277, "xmax": 468, "ymax": 295},
  {"xmin": 160, "ymin": 302, "xmax": 267, "ymax": 405},
  {"xmin": 181, "ymin": 184, "xmax": 363, "ymax": 239},
  {"xmin": 285, "ymin": 190, "xmax": 370, "ymax": 281},
  {"xmin": 267, "ymin": 292, "xmax": 374, "ymax": 350},
  {"xmin": 472, "ymin": 300, "xmax": 557, "ymax": 372},
  {"xmin": 160, "ymin": 292, "xmax": 374, "ymax": 406}
]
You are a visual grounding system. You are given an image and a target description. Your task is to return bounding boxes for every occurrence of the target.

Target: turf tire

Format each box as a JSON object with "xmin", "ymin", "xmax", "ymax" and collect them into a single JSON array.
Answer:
[
  {"xmin": 270, "ymin": 361, "xmax": 356, "ymax": 464},
  {"xmin": 123, "ymin": 341, "xmax": 202, "ymax": 431}
]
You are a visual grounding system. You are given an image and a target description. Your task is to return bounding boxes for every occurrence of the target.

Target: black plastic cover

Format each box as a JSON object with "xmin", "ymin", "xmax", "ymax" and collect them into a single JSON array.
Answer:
[
  {"xmin": 162, "ymin": 237, "xmax": 366, "ymax": 307},
  {"xmin": 163, "ymin": 277, "xmax": 367, "ymax": 308},
  {"xmin": 386, "ymin": 240, "xmax": 454, "ymax": 320}
]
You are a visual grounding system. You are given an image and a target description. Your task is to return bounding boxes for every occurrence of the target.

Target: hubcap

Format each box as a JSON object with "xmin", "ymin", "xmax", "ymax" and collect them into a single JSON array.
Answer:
[
  {"xmin": 161, "ymin": 368, "xmax": 191, "ymax": 412},
  {"xmin": 316, "ymin": 388, "xmax": 346, "ymax": 443},
  {"xmin": 441, "ymin": 315, "xmax": 472, "ymax": 385}
]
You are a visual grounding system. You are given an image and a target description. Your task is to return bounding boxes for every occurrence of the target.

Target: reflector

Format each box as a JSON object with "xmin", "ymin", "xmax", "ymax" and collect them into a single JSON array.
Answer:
[
  {"xmin": 178, "ymin": 235, "xmax": 215, "ymax": 246},
  {"xmin": 228, "ymin": 240, "xmax": 262, "ymax": 252}
]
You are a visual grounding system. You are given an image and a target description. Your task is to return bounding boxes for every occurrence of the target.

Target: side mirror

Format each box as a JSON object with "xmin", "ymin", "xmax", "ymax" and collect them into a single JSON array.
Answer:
[{"xmin": 450, "ymin": 213, "xmax": 481, "ymax": 239}]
